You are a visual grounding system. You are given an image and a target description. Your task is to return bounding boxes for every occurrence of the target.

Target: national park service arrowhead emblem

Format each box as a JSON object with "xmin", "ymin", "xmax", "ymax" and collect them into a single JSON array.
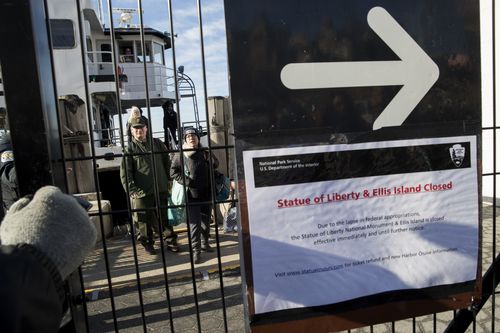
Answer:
[{"xmin": 449, "ymin": 144, "xmax": 465, "ymax": 167}]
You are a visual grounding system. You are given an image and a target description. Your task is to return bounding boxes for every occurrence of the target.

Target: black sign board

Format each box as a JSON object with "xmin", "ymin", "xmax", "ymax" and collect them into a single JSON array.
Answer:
[
  {"xmin": 224, "ymin": 1, "xmax": 481, "ymax": 332},
  {"xmin": 225, "ymin": 0, "xmax": 480, "ymax": 143}
]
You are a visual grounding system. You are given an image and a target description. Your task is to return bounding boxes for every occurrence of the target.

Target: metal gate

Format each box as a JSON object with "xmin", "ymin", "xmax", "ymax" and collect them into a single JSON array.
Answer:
[{"xmin": 0, "ymin": 0, "xmax": 499, "ymax": 332}]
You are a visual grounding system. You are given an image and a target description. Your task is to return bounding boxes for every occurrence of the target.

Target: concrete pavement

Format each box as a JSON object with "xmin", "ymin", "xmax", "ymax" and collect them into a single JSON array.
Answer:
[
  {"xmin": 82, "ymin": 203, "xmax": 500, "ymax": 332},
  {"xmin": 82, "ymin": 227, "xmax": 240, "ymax": 291}
]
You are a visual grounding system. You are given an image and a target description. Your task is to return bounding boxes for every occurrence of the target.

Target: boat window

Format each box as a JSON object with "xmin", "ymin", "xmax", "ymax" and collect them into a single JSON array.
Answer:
[
  {"xmin": 136, "ymin": 41, "xmax": 152, "ymax": 63},
  {"xmin": 119, "ymin": 43, "xmax": 135, "ymax": 63},
  {"xmin": 50, "ymin": 19, "xmax": 76, "ymax": 49},
  {"xmin": 100, "ymin": 43, "xmax": 112, "ymax": 62},
  {"xmin": 153, "ymin": 42, "xmax": 164, "ymax": 65}
]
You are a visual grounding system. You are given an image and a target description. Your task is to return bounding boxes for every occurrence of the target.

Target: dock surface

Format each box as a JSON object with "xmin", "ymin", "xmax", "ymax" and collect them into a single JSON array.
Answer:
[{"xmin": 83, "ymin": 204, "xmax": 499, "ymax": 332}]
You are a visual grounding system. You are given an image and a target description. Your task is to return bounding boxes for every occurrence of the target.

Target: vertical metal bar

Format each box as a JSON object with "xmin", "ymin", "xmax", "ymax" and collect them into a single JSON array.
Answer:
[
  {"xmin": 135, "ymin": 1, "xmax": 176, "ymax": 332},
  {"xmin": 136, "ymin": 0, "xmax": 165, "ymax": 257},
  {"xmin": 165, "ymin": 1, "xmax": 204, "ymax": 332},
  {"xmin": 492, "ymin": 1, "xmax": 497, "ymax": 332},
  {"xmin": 0, "ymin": 0, "xmax": 90, "ymax": 332},
  {"xmin": 166, "ymin": 0, "xmax": 182, "ymax": 144},
  {"xmin": 137, "ymin": 0, "xmax": 152, "ymax": 119},
  {"xmin": 195, "ymin": 1, "xmax": 229, "ymax": 332},
  {"xmin": 135, "ymin": 3, "xmax": 165, "ymax": 330},
  {"xmin": 43, "ymin": 0, "xmax": 92, "ymax": 330},
  {"xmin": 0, "ymin": 0, "xmax": 66, "ymax": 194},
  {"xmin": 77, "ymin": 267, "xmax": 91, "ymax": 333},
  {"xmin": 105, "ymin": 0, "xmax": 149, "ymax": 331},
  {"xmin": 74, "ymin": 0, "xmax": 119, "ymax": 331},
  {"xmin": 41, "ymin": 0, "xmax": 70, "ymax": 194}
]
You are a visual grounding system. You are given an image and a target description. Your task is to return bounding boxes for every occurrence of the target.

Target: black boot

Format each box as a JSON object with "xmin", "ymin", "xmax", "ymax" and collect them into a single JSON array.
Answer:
[
  {"xmin": 166, "ymin": 241, "xmax": 179, "ymax": 252},
  {"xmin": 201, "ymin": 237, "xmax": 213, "ymax": 252},
  {"xmin": 143, "ymin": 244, "xmax": 157, "ymax": 255},
  {"xmin": 193, "ymin": 251, "xmax": 201, "ymax": 264},
  {"xmin": 201, "ymin": 242, "xmax": 213, "ymax": 252}
]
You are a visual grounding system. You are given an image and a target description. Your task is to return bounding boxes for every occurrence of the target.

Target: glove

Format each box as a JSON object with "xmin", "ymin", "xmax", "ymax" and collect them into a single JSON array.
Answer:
[{"xmin": 0, "ymin": 186, "xmax": 97, "ymax": 279}]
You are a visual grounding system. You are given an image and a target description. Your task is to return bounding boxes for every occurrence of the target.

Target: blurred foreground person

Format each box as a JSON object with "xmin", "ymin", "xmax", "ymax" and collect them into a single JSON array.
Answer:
[
  {"xmin": 0, "ymin": 133, "xmax": 19, "ymax": 221},
  {"xmin": 0, "ymin": 186, "xmax": 97, "ymax": 333}
]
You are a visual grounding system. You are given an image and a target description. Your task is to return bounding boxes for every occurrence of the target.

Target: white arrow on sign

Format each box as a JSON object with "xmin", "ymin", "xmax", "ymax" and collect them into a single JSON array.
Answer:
[{"xmin": 280, "ymin": 6, "xmax": 440, "ymax": 130}]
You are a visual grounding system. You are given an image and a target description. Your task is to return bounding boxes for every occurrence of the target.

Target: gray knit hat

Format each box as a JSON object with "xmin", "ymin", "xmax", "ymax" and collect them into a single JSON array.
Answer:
[
  {"xmin": 0, "ymin": 186, "xmax": 97, "ymax": 279},
  {"xmin": 183, "ymin": 127, "xmax": 199, "ymax": 141}
]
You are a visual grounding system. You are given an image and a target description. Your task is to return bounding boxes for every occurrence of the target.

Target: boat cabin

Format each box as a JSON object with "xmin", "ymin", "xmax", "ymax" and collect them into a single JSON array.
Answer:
[
  {"xmin": 44, "ymin": 1, "xmax": 180, "ymax": 194},
  {"xmin": 47, "ymin": 2, "xmax": 178, "ymax": 153},
  {"xmin": 88, "ymin": 26, "xmax": 176, "ymax": 109}
]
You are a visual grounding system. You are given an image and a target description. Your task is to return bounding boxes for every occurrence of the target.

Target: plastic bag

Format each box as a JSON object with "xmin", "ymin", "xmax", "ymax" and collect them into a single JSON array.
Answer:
[
  {"xmin": 223, "ymin": 207, "xmax": 238, "ymax": 233},
  {"xmin": 214, "ymin": 170, "xmax": 230, "ymax": 201},
  {"xmin": 167, "ymin": 180, "xmax": 185, "ymax": 226}
]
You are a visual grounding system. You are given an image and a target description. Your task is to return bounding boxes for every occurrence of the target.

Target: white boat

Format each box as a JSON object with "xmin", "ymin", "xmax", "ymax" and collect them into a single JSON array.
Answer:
[
  {"xmin": 42, "ymin": 0, "xmax": 203, "ymax": 193},
  {"xmin": 13, "ymin": 0, "xmax": 236, "ymax": 231}
]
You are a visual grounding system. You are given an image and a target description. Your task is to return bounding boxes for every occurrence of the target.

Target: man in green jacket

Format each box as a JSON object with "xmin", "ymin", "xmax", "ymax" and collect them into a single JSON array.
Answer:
[{"xmin": 120, "ymin": 116, "xmax": 178, "ymax": 255}]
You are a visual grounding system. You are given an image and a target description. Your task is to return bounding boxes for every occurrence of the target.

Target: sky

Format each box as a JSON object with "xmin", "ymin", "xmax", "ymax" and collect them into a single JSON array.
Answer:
[
  {"xmin": 103, "ymin": 0, "xmax": 228, "ymax": 131},
  {"xmin": 103, "ymin": 0, "xmax": 500, "ymax": 199}
]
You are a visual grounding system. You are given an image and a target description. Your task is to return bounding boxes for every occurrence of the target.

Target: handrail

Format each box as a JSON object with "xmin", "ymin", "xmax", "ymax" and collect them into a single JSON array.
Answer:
[
  {"xmin": 93, "ymin": 121, "xmax": 207, "ymax": 148},
  {"xmin": 85, "ymin": 53, "xmax": 176, "ymax": 86},
  {"xmin": 85, "ymin": 51, "xmax": 164, "ymax": 65},
  {"xmin": 92, "ymin": 128, "xmax": 174, "ymax": 147}
]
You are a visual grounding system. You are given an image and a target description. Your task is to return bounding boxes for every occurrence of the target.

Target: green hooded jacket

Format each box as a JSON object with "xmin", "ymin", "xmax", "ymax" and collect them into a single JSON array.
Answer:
[{"xmin": 120, "ymin": 137, "xmax": 170, "ymax": 198}]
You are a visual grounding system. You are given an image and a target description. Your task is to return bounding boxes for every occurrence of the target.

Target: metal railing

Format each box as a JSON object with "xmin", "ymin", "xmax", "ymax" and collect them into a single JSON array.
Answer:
[
  {"xmin": 0, "ymin": 0, "xmax": 499, "ymax": 332},
  {"xmin": 71, "ymin": 1, "xmax": 500, "ymax": 329},
  {"xmin": 92, "ymin": 127, "xmax": 185, "ymax": 147},
  {"xmin": 86, "ymin": 51, "xmax": 177, "ymax": 101}
]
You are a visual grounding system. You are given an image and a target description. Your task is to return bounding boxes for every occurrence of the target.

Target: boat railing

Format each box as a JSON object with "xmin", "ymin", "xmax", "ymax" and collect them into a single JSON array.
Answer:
[
  {"xmin": 93, "ymin": 121, "xmax": 207, "ymax": 148},
  {"xmin": 86, "ymin": 51, "xmax": 176, "ymax": 80},
  {"xmin": 117, "ymin": 63, "xmax": 172, "ymax": 98},
  {"xmin": 86, "ymin": 51, "xmax": 177, "ymax": 100},
  {"xmin": 86, "ymin": 51, "xmax": 114, "ymax": 76},
  {"xmin": 93, "ymin": 127, "xmax": 168, "ymax": 147}
]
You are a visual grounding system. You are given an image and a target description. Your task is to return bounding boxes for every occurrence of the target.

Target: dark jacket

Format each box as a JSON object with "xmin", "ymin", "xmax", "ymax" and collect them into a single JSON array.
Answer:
[
  {"xmin": 120, "ymin": 137, "xmax": 170, "ymax": 198},
  {"xmin": 1, "ymin": 162, "xmax": 18, "ymax": 210},
  {"xmin": 170, "ymin": 148, "xmax": 218, "ymax": 200},
  {"xmin": 163, "ymin": 109, "xmax": 178, "ymax": 143},
  {"xmin": 0, "ymin": 133, "xmax": 18, "ymax": 217},
  {"xmin": 0, "ymin": 244, "xmax": 65, "ymax": 333}
]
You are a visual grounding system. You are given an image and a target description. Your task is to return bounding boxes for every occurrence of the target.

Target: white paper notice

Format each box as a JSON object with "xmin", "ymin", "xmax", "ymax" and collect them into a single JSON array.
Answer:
[{"xmin": 243, "ymin": 136, "xmax": 479, "ymax": 314}]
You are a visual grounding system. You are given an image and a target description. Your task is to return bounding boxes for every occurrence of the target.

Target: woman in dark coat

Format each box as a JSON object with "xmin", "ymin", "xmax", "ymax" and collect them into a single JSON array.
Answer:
[{"xmin": 170, "ymin": 127, "xmax": 218, "ymax": 264}]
